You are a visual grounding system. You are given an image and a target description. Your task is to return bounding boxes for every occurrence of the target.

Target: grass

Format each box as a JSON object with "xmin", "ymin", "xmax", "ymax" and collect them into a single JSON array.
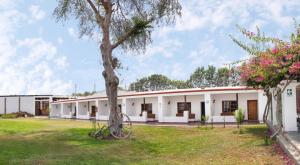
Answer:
[{"xmin": 0, "ymin": 118, "xmax": 283, "ymax": 165}]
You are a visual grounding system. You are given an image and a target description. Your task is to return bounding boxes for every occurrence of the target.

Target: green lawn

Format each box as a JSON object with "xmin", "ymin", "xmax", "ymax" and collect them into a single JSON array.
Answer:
[{"xmin": 0, "ymin": 118, "xmax": 283, "ymax": 165}]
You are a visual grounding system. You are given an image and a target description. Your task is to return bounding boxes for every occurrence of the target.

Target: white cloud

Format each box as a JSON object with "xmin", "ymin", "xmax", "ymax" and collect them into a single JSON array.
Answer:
[
  {"xmin": 141, "ymin": 39, "xmax": 182, "ymax": 59},
  {"xmin": 57, "ymin": 37, "xmax": 64, "ymax": 45},
  {"xmin": 188, "ymin": 40, "xmax": 230, "ymax": 68},
  {"xmin": 159, "ymin": 0, "xmax": 298, "ymax": 35},
  {"xmin": 28, "ymin": 5, "xmax": 45, "ymax": 21},
  {"xmin": 68, "ymin": 27, "xmax": 78, "ymax": 39},
  {"xmin": 0, "ymin": 3, "xmax": 72, "ymax": 95}
]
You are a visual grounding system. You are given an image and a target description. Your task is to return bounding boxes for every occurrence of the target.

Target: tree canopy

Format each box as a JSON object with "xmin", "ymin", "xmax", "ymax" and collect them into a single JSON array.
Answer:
[
  {"xmin": 129, "ymin": 65, "xmax": 241, "ymax": 91},
  {"xmin": 53, "ymin": 0, "xmax": 181, "ymax": 53}
]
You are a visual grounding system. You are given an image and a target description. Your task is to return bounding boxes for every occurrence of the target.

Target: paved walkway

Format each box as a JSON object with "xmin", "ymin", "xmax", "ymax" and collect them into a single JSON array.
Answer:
[{"xmin": 278, "ymin": 132, "xmax": 300, "ymax": 164}]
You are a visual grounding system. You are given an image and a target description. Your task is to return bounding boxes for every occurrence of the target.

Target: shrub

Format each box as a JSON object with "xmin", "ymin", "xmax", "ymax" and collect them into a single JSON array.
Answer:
[
  {"xmin": 0, "ymin": 112, "xmax": 34, "ymax": 119},
  {"xmin": 234, "ymin": 108, "xmax": 245, "ymax": 129},
  {"xmin": 0, "ymin": 114, "xmax": 18, "ymax": 119}
]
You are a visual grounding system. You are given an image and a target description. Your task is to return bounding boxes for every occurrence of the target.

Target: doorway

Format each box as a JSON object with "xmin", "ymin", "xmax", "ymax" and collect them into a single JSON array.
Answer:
[
  {"xmin": 247, "ymin": 100, "xmax": 258, "ymax": 121},
  {"xmin": 91, "ymin": 106, "xmax": 97, "ymax": 117},
  {"xmin": 296, "ymin": 85, "xmax": 300, "ymax": 114},
  {"xmin": 201, "ymin": 102, "xmax": 205, "ymax": 121}
]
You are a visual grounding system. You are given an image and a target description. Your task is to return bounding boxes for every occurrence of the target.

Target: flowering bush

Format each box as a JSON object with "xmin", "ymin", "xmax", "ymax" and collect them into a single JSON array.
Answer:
[{"xmin": 236, "ymin": 27, "xmax": 300, "ymax": 89}]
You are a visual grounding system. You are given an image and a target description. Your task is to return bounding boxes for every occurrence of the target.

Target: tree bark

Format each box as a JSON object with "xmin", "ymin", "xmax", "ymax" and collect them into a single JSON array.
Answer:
[
  {"xmin": 263, "ymin": 90, "xmax": 272, "ymax": 123},
  {"xmin": 99, "ymin": 0, "xmax": 123, "ymax": 137}
]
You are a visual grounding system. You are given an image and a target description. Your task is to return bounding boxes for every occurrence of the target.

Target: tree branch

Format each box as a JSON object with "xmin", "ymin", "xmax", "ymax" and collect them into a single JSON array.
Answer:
[
  {"xmin": 86, "ymin": 0, "xmax": 104, "ymax": 26},
  {"xmin": 111, "ymin": 18, "xmax": 153, "ymax": 50}
]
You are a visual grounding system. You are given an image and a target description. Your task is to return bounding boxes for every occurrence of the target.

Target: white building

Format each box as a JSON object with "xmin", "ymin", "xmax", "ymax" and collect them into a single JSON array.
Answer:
[
  {"xmin": 267, "ymin": 81, "xmax": 300, "ymax": 132},
  {"xmin": 0, "ymin": 95, "xmax": 69, "ymax": 116},
  {"xmin": 50, "ymin": 87, "xmax": 267, "ymax": 123}
]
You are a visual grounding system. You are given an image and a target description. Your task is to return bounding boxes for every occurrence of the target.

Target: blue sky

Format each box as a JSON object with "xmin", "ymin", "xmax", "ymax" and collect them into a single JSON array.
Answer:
[{"xmin": 0, "ymin": 0, "xmax": 300, "ymax": 95}]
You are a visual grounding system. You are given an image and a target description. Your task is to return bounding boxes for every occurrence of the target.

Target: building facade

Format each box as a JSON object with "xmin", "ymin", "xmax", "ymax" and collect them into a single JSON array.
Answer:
[
  {"xmin": 267, "ymin": 81, "xmax": 300, "ymax": 132},
  {"xmin": 50, "ymin": 87, "xmax": 266, "ymax": 123},
  {"xmin": 0, "ymin": 95, "xmax": 69, "ymax": 116}
]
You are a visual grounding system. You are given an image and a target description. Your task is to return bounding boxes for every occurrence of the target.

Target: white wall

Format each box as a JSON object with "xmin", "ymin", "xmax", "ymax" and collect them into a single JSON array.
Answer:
[
  {"xmin": 20, "ymin": 97, "xmax": 35, "ymax": 115},
  {"xmin": 99, "ymin": 100, "xmax": 109, "ymax": 115},
  {"xmin": 211, "ymin": 93, "xmax": 258, "ymax": 120},
  {"xmin": 62, "ymin": 103, "xmax": 72, "ymax": 117},
  {"xmin": 78, "ymin": 102, "xmax": 88, "ymax": 116},
  {"xmin": 258, "ymin": 91, "xmax": 267, "ymax": 122},
  {"xmin": 282, "ymin": 82, "xmax": 298, "ymax": 131},
  {"xmin": 50, "ymin": 104, "xmax": 61, "ymax": 117},
  {"xmin": 268, "ymin": 81, "xmax": 299, "ymax": 132},
  {"xmin": 6, "ymin": 97, "xmax": 19, "ymax": 114},
  {"xmin": 238, "ymin": 93, "xmax": 258, "ymax": 120},
  {"xmin": 163, "ymin": 96, "xmax": 184, "ymax": 117},
  {"xmin": 162, "ymin": 95, "xmax": 204, "ymax": 120},
  {"xmin": 0, "ymin": 97, "xmax": 4, "ymax": 114},
  {"xmin": 211, "ymin": 93, "xmax": 236, "ymax": 116},
  {"xmin": 125, "ymin": 97, "xmax": 158, "ymax": 119},
  {"xmin": 98, "ymin": 99, "xmax": 122, "ymax": 116}
]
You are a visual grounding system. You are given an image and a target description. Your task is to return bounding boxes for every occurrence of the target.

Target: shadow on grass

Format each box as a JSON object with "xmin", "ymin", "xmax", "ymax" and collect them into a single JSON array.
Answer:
[{"xmin": 243, "ymin": 125, "xmax": 267, "ymax": 137}]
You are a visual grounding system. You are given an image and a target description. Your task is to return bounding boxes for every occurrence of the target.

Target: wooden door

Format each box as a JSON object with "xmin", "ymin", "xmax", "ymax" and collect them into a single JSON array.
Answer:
[
  {"xmin": 91, "ymin": 106, "xmax": 96, "ymax": 117},
  {"xmin": 248, "ymin": 100, "xmax": 258, "ymax": 120},
  {"xmin": 297, "ymin": 87, "xmax": 300, "ymax": 114}
]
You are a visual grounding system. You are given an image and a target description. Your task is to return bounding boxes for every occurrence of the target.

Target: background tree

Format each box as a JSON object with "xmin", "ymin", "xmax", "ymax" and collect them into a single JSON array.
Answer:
[
  {"xmin": 204, "ymin": 65, "xmax": 216, "ymax": 87},
  {"xmin": 129, "ymin": 74, "xmax": 190, "ymax": 91},
  {"xmin": 215, "ymin": 67, "xmax": 230, "ymax": 86},
  {"xmin": 170, "ymin": 80, "xmax": 191, "ymax": 89},
  {"xmin": 230, "ymin": 67, "xmax": 241, "ymax": 86},
  {"xmin": 189, "ymin": 66, "xmax": 206, "ymax": 88},
  {"xmin": 72, "ymin": 91, "xmax": 96, "ymax": 97},
  {"xmin": 54, "ymin": 0, "xmax": 182, "ymax": 137},
  {"xmin": 130, "ymin": 74, "xmax": 171, "ymax": 91}
]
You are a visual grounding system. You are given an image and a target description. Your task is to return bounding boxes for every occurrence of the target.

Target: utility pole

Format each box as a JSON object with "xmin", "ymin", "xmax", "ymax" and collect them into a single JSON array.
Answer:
[
  {"xmin": 74, "ymin": 83, "xmax": 77, "ymax": 97},
  {"xmin": 93, "ymin": 81, "xmax": 96, "ymax": 93}
]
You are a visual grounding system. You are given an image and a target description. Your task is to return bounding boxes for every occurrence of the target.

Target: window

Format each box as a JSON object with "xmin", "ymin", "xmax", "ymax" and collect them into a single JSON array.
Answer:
[
  {"xmin": 177, "ymin": 102, "xmax": 191, "ymax": 114},
  {"xmin": 222, "ymin": 101, "xmax": 238, "ymax": 115}
]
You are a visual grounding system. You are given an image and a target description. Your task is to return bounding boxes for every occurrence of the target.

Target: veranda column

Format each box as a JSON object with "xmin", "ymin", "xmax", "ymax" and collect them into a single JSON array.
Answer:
[
  {"xmin": 204, "ymin": 93, "xmax": 212, "ymax": 122},
  {"xmin": 75, "ymin": 101, "xmax": 79, "ymax": 119},
  {"xmin": 258, "ymin": 91, "xmax": 267, "ymax": 123},
  {"xmin": 122, "ymin": 98, "xmax": 126, "ymax": 115},
  {"xmin": 60, "ymin": 103, "xmax": 64, "ymax": 118},
  {"xmin": 95, "ymin": 100, "xmax": 99, "ymax": 120},
  {"xmin": 158, "ymin": 96, "xmax": 164, "ymax": 122}
]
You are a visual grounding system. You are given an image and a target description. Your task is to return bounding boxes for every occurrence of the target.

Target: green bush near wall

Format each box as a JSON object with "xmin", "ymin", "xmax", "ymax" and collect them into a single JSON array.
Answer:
[
  {"xmin": 0, "ymin": 114, "xmax": 18, "ymax": 119},
  {"xmin": 0, "ymin": 112, "xmax": 34, "ymax": 119}
]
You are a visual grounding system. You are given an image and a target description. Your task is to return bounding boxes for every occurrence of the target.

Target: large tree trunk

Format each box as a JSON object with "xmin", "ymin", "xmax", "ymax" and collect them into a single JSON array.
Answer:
[
  {"xmin": 100, "ymin": 43, "xmax": 122, "ymax": 136},
  {"xmin": 100, "ymin": 9, "xmax": 123, "ymax": 137}
]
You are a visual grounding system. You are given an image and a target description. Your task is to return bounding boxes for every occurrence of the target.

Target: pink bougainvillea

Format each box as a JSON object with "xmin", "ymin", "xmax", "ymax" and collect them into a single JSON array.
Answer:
[
  {"xmin": 289, "ymin": 61, "xmax": 300, "ymax": 74},
  {"xmin": 285, "ymin": 54, "xmax": 294, "ymax": 60},
  {"xmin": 272, "ymin": 47, "xmax": 279, "ymax": 54}
]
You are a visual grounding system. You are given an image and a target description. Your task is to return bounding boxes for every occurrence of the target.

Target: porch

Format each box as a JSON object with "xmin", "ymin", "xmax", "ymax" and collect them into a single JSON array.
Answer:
[
  {"xmin": 160, "ymin": 95, "xmax": 202, "ymax": 123},
  {"xmin": 50, "ymin": 103, "xmax": 61, "ymax": 118},
  {"xmin": 125, "ymin": 97, "xmax": 158, "ymax": 122}
]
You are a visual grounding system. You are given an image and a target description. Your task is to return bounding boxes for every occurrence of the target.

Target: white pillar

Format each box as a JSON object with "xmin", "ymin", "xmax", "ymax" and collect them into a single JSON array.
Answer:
[
  {"xmin": 204, "ymin": 93, "xmax": 212, "ymax": 122},
  {"xmin": 282, "ymin": 82, "xmax": 298, "ymax": 132},
  {"xmin": 258, "ymin": 91, "xmax": 267, "ymax": 123},
  {"xmin": 76, "ymin": 101, "xmax": 79, "ymax": 119},
  {"xmin": 60, "ymin": 103, "xmax": 64, "ymax": 118},
  {"xmin": 158, "ymin": 96, "xmax": 164, "ymax": 122},
  {"xmin": 95, "ymin": 100, "xmax": 99, "ymax": 120},
  {"xmin": 122, "ymin": 98, "xmax": 126, "ymax": 114}
]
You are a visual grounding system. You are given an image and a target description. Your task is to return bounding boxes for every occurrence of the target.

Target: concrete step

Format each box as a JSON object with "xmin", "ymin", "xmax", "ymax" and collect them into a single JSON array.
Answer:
[{"xmin": 277, "ymin": 134, "xmax": 300, "ymax": 164}]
